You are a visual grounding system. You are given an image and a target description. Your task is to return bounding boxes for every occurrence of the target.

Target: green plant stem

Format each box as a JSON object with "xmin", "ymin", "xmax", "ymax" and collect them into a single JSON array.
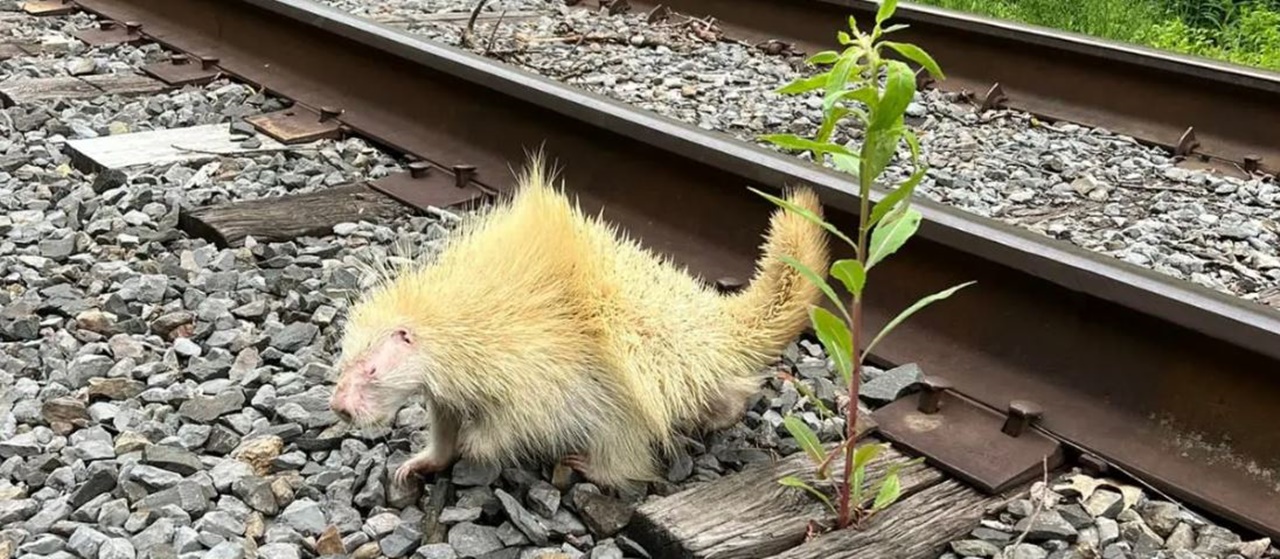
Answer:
[
  {"xmin": 838, "ymin": 148, "xmax": 875, "ymax": 528},
  {"xmin": 837, "ymin": 297, "xmax": 865, "ymax": 529}
]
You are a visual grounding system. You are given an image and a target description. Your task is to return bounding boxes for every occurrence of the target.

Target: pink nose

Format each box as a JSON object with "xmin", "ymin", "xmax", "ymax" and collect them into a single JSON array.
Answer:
[{"xmin": 329, "ymin": 391, "xmax": 353, "ymax": 422}]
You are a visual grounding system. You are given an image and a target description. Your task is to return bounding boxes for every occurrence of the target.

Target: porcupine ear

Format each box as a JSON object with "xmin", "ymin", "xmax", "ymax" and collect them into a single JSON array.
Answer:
[{"xmin": 392, "ymin": 327, "xmax": 413, "ymax": 345}]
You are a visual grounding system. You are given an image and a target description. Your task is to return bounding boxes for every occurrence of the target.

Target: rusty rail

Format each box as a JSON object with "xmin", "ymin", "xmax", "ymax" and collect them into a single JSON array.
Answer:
[
  {"xmin": 66, "ymin": 0, "xmax": 1280, "ymax": 541},
  {"xmin": 638, "ymin": 0, "xmax": 1280, "ymax": 175}
]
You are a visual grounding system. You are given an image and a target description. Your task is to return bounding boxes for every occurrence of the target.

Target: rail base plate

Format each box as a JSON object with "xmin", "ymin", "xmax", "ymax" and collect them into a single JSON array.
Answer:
[
  {"xmin": 22, "ymin": 0, "xmax": 75, "ymax": 15},
  {"xmin": 369, "ymin": 164, "xmax": 489, "ymax": 211},
  {"xmin": 142, "ymin": 55, "xmax": 221, "ymax": 86},
  {"xmin": 72, "ymin": 21, "xmax": 144, "ymax": 46},
  {"xmin": 872, "ymin": 388, "xmax": 1064, "ymax": 494},
  {"xmin": 244, "ymin": 106, "xmax": 342, "ymax": 144}
]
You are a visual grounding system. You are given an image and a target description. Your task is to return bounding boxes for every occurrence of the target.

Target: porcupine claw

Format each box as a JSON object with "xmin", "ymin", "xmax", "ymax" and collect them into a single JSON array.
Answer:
[
  {"xmin": 562, "ymin": 454, "xmax": 590, "ymax": 472},
  {"xmin": 394, "ymin": 453, "xmax": 448, "ymax": 485}
]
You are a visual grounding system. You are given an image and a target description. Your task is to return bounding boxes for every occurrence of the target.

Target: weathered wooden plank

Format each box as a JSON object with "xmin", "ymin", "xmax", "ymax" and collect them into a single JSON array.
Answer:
[
  {"xmin": 0, "ymin": 76, "xmax": 99, "ymax": 106},
  {"xmin": 178, "ymin": 183, "xmax": 414, "ymax": 247},
  {"xmin": 627, "ymin": 428, "xmax": 948, "ymax": 559},
  {"xmin": 65, "ymin": 123, "xmax": 286, "ymax": 171},
  {"xmin": 0, "ymin": 72, "xmax": 166, "ymax": 106},
  {"xmin": 769, "ymin": 479, "xmax": 1015, "ymax": 559},
  {"xmin": 80, "ymin": 72, "xmax": 167, "ymax": 96}
]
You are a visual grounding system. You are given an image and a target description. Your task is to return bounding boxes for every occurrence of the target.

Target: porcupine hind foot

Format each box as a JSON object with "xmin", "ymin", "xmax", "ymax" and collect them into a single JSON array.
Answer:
[{"xmin": 699, "ymin": 381, "xmax": 757, "ymax": 432}]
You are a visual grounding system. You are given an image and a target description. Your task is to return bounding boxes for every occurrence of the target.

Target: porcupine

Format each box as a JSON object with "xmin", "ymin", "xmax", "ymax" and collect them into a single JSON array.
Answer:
[{"xmin": 328, "ymin": 153, "xmax": 830, "ymax": 489}]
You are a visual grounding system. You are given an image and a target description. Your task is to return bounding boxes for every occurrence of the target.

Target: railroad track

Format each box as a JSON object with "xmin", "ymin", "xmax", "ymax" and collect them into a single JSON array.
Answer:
[{"xmin": 1, "ymin": 0, "xmax": 1277, "ymax": 558}]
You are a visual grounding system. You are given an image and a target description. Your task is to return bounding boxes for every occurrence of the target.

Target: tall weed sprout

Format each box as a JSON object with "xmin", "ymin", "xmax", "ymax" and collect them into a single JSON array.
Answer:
[{"xmin": 751, "ymin": 0, "xmax": 973, "ymax": 531}]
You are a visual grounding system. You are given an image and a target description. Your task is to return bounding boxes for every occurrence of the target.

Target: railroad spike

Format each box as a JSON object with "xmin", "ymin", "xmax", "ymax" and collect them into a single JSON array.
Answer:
[
  {"xmin": 1175, "ymin": 126, "xmax": 1199, "ymax": 157},
  {"xmin": 915, "ymin": 376, "xmax": 952, "ymax": 415},
  {"xmin": 646, "ymin": 4, "xmax": 672, "ymax": 24},
  {"xmin": 915, "ymin": 71, "xmax": 936, "ymax": 91},
  {"xmin": 1243, "ymin": 155, "xmax": 1262, "ymax": 174},
  {"xmin": 452, "ymin": 164, "xmax": 477, "ymax": 189},
  {"xmin": 319, "ymin": 106, "xmax": 344, "ymax": 122},
  {"xmin": 981, "ymin": 82, "xmax": 1007, "ymax": 112},
  {"xmin": 408, "ymin": 161, "xmax": 432, "ymax": 179},
  {"xmin": 605, "ymin": 0, "xmax": 630, "ymax": 15},
  {"xmin": 1001, "ymin": 400, "xmax": 1043, "ymax": 437}
]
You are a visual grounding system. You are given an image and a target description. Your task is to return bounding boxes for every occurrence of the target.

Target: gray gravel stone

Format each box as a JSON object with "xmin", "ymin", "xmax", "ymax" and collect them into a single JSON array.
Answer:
[
  {"xmin": 448, "ymin": 522, "xmax": 503, "ymax": 558},
  {"xmin": 858, "ymin": 363, "xmax": 923, "ymax": 404},
  {"xmin": 381, "ymin": 523, "xmax": 424, "ymax": 558},
  {"xmin": 416, "ymin": 543, "xmax": 458, "ymax": 559}
]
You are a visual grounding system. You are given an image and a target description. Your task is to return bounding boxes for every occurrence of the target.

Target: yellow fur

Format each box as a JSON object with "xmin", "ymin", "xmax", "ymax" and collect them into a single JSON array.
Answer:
[{"xmin": 335, "ymin": 152, "xmax": 830, "ymax": 487}]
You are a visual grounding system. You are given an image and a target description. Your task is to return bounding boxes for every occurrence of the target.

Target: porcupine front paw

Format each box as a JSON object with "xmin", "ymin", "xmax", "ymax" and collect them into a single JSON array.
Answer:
[{"xmin": 393, "ymin": 452, "xmax": 450, "ymax": 486}]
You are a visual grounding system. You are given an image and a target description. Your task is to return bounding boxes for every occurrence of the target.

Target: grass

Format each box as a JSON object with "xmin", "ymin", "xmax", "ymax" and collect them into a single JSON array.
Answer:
[{"xmin": 913, "ymin": 0, "xmax": 1280, "ymax": 72}]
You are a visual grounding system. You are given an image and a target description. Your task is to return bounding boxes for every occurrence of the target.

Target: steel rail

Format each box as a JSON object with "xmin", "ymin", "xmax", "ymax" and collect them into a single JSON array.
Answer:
[
  {"xmin": 67, "ymin": 0, "xmax": 1280, "ymax": 541},
  {"xmin": 638, "ymin": 0, "xmax": 1280, "ymax": 175}
]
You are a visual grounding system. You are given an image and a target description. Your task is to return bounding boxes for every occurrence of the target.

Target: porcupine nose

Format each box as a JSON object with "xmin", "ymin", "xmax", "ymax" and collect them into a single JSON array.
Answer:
[{"xmin": 329, "ymin": 390, "xmax": 353, "ymax": 422}]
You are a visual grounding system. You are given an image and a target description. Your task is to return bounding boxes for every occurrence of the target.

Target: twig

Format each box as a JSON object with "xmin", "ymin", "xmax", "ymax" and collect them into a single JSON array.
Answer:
[
  {"xmin": 483, "ymin": 8, "xmax": 507, "ymax": 56},
  {"xmin": 1006, "ymin": 456, "xmax": 1050, "ymax": 554},
  {"xmin": 169, "ymin": 144, "xmax": 315, "ymax": 157},
  {"xmin": 460, "ymin": 0, "xmax": 493, "ymax": 49}
]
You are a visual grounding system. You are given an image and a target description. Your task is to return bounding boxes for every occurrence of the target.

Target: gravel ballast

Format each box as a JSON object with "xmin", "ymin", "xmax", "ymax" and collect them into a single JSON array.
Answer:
[
  {"xmin": 939, "ymin": 471, "xmax": 1278, "ymax": 559},
  {"xmin": 0, "ymin": 6, "xmax": 852, "ymax": 558},
  {"xmin": 315, "ymin": 0, "xmax": 1280, "ymax": 311},
  {"xmin": 2, "ymin": 3, "xmax": 1277, "ymax": 559}
]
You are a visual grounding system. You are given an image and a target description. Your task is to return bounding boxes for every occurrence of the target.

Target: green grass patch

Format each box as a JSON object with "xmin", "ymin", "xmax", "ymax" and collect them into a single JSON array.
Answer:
[{"xmin": 913, "ymin": 0, "xmax": 1280, "ymax": 72}]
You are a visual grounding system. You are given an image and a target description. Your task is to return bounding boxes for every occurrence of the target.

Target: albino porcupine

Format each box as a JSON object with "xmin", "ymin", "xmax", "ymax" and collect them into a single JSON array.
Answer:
[{"xmin": 329, "ymin": 152, "xmax": 830, "ymax": 488}]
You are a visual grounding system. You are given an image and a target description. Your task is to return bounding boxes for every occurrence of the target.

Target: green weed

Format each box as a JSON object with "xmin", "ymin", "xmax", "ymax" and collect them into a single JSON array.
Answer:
[{"xmin": 751, "ymin": 0, "xmax": 970, "ymax": 531}]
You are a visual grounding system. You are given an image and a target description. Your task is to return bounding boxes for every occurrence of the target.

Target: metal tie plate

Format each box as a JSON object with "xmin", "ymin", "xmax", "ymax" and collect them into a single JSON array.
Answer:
[
  {"xmin": 71, "ymin": 20, "xmax": 145, "ymax": 46},
  {"xmin": 871, "ymin": 376, "xmax": 1064, "ymax": 494},
  {"xmin": 142, "ymin": 54, "xmax": 221, "ymax": 86},
  {"xmin": 368, "ymin": 162, "xmax": 489, "ymax": 212},
  {"xmin": 243, "ymin": 105, "xmax": 343, "ymax": 144}
]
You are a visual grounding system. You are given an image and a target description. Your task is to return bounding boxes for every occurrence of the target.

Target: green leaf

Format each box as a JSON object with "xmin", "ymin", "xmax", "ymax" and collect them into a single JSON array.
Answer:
[
  {"xmin": 811, "ymin": 307, "xmax": 853, "ymax": 386},
  {"xmin": 830, "ymin": 259, "xmax": 866, "ymax": 300},
  {"xmin": 873, "ymin": 60, "xmax": 917, "ymax": 130},
  {"xmin": 867, "ymin": 166, "xmax": 925, "ymax": 229},
  {"xmin": 783, "ymin": 415, "xmax": 826, "ymax": 465},
  {"xmin": 863, "ymin": 281, "xmax": 976, "ymax": 358},
  {"xmin": 881, "ymin": 23, "xmax": 910, "ymax": 34},
  {"xmin": 876, "ymin": 0, "xmax": 900, "ymax": 25},
  {"xmin": 882, "ymin": 41, "xmax": 946, "ymax": 80},
  {"xmin": 831, "ymin": 153, "xmax": 861, "ymax": 175},
  {"xmin": 778, "ymin": 476, "xmax": 837, "ymax": 516},
  {"xmin": 815, "ymin": 107, "xmax": 849, "ymax": 144},
  {"xmin": 851, "ymin": 461, "xmax": 866, "ymax": 505},
  {"xmin": 837, "ymin": 30, "xmax": 853, "ymax": 45},
  {"xmin": 776, "ymin": 72, "xmax": 830, "ymax": 95},
  {"xmin": 858, "ymin": 122, "xmax": 904, "ymax": 191},
  {"xmin": 759, "ymin": 134, "xmax": 856, "ymax": 158},
  {"xmin": 866, "ymin": 207, "xmax": 921, "ymax": 269},
  {"xmin": 748, "ymin": 187, "xmax": 858, "ymax": 250},
  {"xmin": 825, "ymin": 53, "xmax": 858, "ymax": 96},
  {"xmin": 779, "ymin": 254, "xmax": 848, "ymax": 320},
  {"xmin": 805, "ymin": 50, "xmax": 840, "ymax": 66},
  {"xmin": 872, "ymin": 471, "xmax": 903, "ymax": 510},
  {"xmin": 847, "ymin": 15, "xmax": 858, "ymax": 33},
  {"xmin": 852, "ymin": 442, "xmax": 886, "ymax": 471},
  {"xmin": 822, "ymin": 85, "xmax": 878, "ymax": 114},
  {"xmin": 903, "ymin": 129, "xmax": 922, "ymax": 164}
]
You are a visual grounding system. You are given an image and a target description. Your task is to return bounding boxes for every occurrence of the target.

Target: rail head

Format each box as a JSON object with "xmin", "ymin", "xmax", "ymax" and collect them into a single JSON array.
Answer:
[{"xmin": 833, "ymin": 0, "xmax": 1280, "ymax": 93}]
